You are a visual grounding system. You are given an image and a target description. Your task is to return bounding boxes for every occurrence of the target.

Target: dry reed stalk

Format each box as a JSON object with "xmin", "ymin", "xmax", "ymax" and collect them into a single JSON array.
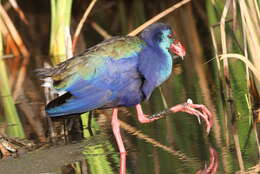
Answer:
[
  {"xmin": 209, "ymin": 28, "xmax": 220, "ymax": 70},
  {"xmin": 232, "ymin": 0, "xmax": 237, "ymax": 30},
  {"xmin": 0, "ymin": 55, "xmax": 12, "ymax": 59},
  {"xmin": 8, "ymin": 35, "xmax": 21, "ymax": 87},
  {"xmin": 1, "ymin": 38, "xmax": 21, "ymax": 94},
  {"xmin": 152, "ymin": 147, "xmax": 160, "ymax": 174},
  {"xmin": 91, "ymin": 22, "xmax": 111, "ymax": 39},
  {"xmin": 238, "ymin": 1, "xmax": 260, "ymax": 67},
  {"xmin": 240, "ymin": 4, "xmax": 250, "ymax": 99},
  {"xmin": 89, "ymin": 0, "xmax": 191, "ymax": 43},
  {"xmin": 0, "ymin": 18, "xmax": 21, "ymax": 90},
  {"xmin": 0, "ymin": 4, "xmax": 30, "ymax": 100},
  {"xmin": 5, "ymin": 35, "xmax": 19, "ymax": 57},
  {"xmin": 236, "ymin": 163, "xmax": 260, "ymax": 174},
  {"xmin": 252, "ymin": 0, "xmax": 260, "ymax": 20},
  {"xmin": 210, "ymin": 26, "xmax": 233, "ymax": 173},
  {"xmin": 72, "ymin": 0, "xmax": 98, "ymax": 51},
  {"xmin": 220, "ymin": 0, "xmax": 245, "ymax": 171},
  {"xmin": 228, "ymin": 2, "xmax": 260, "ymax": 166},
  {"xmin": 8, "ymin": 0, "xmax": 28, "ymax": 25},
  {"xmin": 210, "ymin": 27, "xmax": 231, "ymax": 147},
  {"xmin": 0, "ymin": 4, "xmax": 29, "ymax": 57},
  {"xmin": 219, "ymin": 54, "xmax": 260, "ymax": 82},
  {"xmin": 220, "ymin": 0, "xmax": 230, "ymax": 76},
  {"xmin": 65, "ymin": 27, "xmax": 73, "ymax": 58},
  {"xmin": 128, "ymin": 0, "xmax": 191, "ymax": 36},
  {"xmin": 238, "ymin": 0, "xmax": 260, "ymax": 96},
  {"xmin": 0, "ymin": 17, "xmax": 20, "ymax": 57},
  {"xmin": 12, "ymin": 56, "xmax": 29, "ymax": 100}
]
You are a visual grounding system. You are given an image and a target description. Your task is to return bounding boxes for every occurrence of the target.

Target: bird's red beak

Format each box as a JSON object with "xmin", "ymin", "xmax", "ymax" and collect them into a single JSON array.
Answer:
[{"xmin": 169, "ymin": 40, "xmax": 186, "ymax": 59}]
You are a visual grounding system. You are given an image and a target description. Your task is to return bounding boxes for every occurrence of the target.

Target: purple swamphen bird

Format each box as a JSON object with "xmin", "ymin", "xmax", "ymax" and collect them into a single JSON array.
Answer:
[{"xmin": 37, "ymin": 23, "xmax": 213, "ymax": 174}]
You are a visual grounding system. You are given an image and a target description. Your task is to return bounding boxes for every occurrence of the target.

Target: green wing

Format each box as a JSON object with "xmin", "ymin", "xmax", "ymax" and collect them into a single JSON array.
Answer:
[{"xmin": 40, "ymin": 36, "xmax": 145, "ymax": 91}]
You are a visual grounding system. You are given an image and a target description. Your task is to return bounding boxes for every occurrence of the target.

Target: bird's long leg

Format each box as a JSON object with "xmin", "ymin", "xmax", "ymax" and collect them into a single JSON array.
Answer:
[
  {"xmin": 136, "ymin": 99, "xmax": 213, "ymax": 133},
  {"xmin": 206, "ymin": 147, "xmax": 218, "ymax": 173},
  {"xmin": 111, "ymin": 108, "xmax": 126, "ymax": 174}
]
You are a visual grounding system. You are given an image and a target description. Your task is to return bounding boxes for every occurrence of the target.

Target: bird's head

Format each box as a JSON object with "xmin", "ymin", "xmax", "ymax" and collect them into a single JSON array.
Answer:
[{"xmin": 140, "ymin": 23, "xmax": 186, "ymax": 59}]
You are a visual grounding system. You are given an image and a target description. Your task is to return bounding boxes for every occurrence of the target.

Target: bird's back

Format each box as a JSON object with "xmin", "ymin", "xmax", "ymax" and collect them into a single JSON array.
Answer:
[{"xmin": 38, "ymin": 36, "xmax": 145, "ymax": 91}]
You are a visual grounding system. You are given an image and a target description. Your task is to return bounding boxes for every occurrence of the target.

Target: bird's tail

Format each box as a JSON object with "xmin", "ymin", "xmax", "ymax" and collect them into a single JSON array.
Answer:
[
  {"xmin": 46, "ymin": 92, "xmax": 74, "ymax": 117},
  {"xmin": 35, "ymin": 67, "xmax": 56, "ymax": 78}
]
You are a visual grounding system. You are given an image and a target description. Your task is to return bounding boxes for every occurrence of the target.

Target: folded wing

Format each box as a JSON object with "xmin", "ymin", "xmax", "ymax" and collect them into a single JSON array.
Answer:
[{"xmin": 37, "ymin": 36, "xmax": 145, "ymax": 116}]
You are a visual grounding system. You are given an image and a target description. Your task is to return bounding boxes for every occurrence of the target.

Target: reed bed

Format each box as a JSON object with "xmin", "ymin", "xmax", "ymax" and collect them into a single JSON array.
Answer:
[{"xmin": 0, "ymin": 0, "xmax": 259, "ymax": 173}]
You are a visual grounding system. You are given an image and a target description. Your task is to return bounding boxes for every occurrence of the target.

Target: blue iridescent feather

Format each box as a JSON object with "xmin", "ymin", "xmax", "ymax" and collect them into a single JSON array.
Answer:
[{"xmin": 37, "ymin": 23, "xmax": 176, "ymax": 117}]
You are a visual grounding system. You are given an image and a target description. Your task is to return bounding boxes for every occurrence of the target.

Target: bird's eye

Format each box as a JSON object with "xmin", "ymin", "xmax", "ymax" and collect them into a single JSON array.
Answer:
[{"xmin": 168, "ymin": 33, "xmax": 173, "ymax": 38}]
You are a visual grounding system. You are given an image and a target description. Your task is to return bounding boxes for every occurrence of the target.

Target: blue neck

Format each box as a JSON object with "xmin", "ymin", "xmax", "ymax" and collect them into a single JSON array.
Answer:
[
  {"xmin": 157, "ymin": 42, "xmax": 173, "ymax": 84},
  {"xmin": 138, "ymin": 44, "xmax": 173, "ymax": 100}
]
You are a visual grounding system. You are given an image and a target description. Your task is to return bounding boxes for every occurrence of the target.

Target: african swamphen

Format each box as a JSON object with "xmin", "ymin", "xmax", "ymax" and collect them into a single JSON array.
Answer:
[{"xmin": 37, "ymin": 23, "xmax": 213, "ymax": 174}]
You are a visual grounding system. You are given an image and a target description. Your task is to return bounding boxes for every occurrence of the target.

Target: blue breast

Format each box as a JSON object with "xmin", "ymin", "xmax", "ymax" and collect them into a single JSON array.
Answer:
[{"xmin": 137, "ymin": 45, "xmax": 173, "ymax": 100}]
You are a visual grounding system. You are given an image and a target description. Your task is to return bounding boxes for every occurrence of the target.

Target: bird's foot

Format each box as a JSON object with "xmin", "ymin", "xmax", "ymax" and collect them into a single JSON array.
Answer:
[
  {"xmin": 175, "ymin": 99, "xmax": 213, "ymax": 134},
  {"xmin": 136, "ymin": 104, "xmax": 154, "ymax": 123},
  {"xmin": 147, "ymin": 99, "xmax": 213, "ymax": 133}
]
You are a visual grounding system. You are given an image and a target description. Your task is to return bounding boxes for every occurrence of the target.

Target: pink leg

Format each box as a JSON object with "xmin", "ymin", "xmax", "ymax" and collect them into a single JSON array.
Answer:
[
  {"xmin": 136, "ymin": 104, "xmax": 152, "ymax": 123},
  {"xmin": 206, "ymin": 147, "xmax": 218, "ymax": 173},
  {"xmin": 111, "ymin": 108, "xmax": 126, "ymax": 174},
  {"xmin": 136, "ymin": 100, "xmax": 213, "ymax": 133}
]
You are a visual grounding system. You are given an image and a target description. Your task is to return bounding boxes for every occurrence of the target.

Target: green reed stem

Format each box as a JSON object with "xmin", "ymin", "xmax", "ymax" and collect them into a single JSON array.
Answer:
[
  {"xmin": 50, "ymin": 0, "xmax": 72, "ymax": 65},
  {"xmin": 0, "ymin": 29, "xmax": 25, "ymax": 138}
]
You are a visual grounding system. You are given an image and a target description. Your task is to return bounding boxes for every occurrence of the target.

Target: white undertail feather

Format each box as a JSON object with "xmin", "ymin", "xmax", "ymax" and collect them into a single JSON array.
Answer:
[
  {"xmin": 42, "ymin": 77, "xmax": 66, "ymax": 96},
  {"xmin": 42, "ymin": 77, "xmax": 53, "ymax": 88},
  {"xmin": 42, "ymin": 62, "xmax": 55, "ymax": 90}
]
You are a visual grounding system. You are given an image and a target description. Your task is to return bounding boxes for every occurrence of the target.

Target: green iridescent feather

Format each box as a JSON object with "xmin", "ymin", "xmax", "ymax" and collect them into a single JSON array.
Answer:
[{"xmin": 46, "ymin": 36, "xmax": 145, "ymax": 90}]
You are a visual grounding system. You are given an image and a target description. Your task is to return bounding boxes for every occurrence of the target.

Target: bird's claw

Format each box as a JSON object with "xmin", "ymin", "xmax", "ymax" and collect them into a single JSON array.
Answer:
[
  {"xmin": 182, "ymin": 100, "xmax": 213, "ymax": 134},
  {"xmin": 186, "ymin": 99, "xmax": 202, "ymax": 124},
  {"xmin": 197, "ymin": 116, "xmax": 202, "ymax": 125},
  {"xmin": 146, "ymin": 99, "xmax": 213, "ymax": 133}
]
